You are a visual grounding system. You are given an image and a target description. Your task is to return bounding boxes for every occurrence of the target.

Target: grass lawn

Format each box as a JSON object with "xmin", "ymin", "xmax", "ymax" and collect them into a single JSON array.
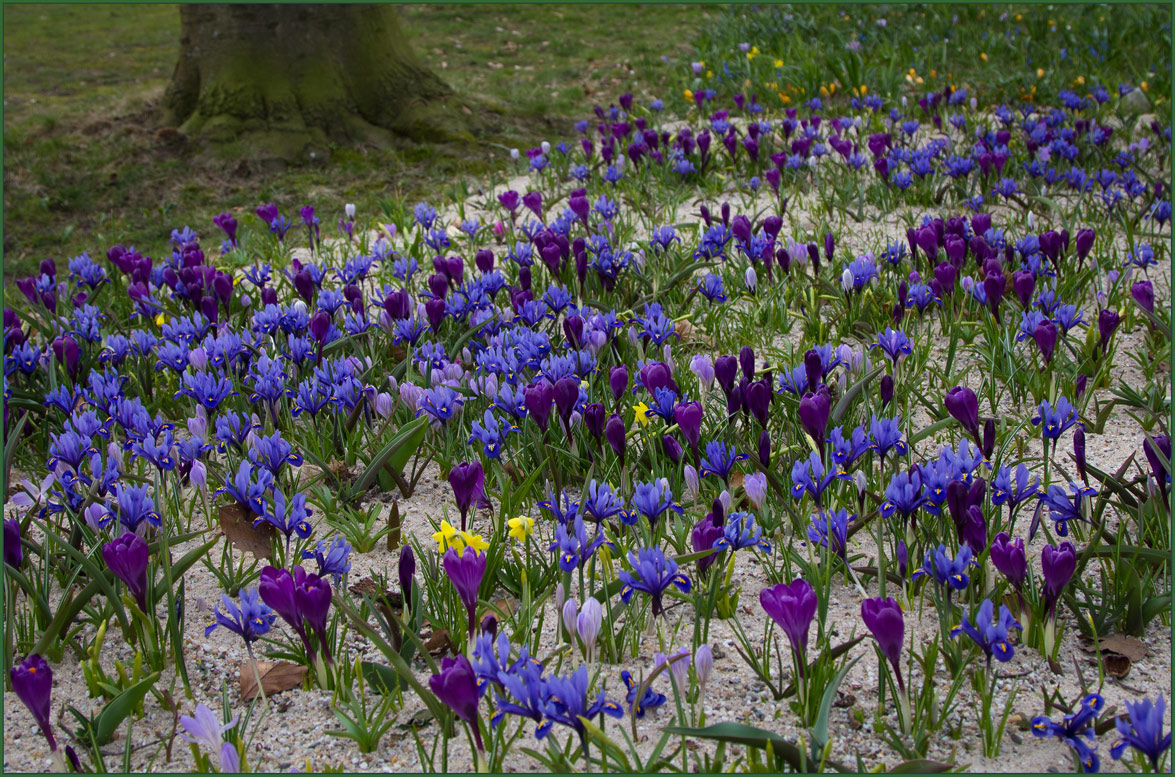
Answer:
[{"xmin": 2, "ymin": 4, "xmax": 710, "ymax": 279}]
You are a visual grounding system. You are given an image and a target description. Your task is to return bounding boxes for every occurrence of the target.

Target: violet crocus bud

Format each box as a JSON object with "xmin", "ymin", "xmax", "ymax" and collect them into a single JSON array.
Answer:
[
  {"xmin": 577, "ymin": 597, "xmax": 602, "ymax": 660},
  {"xmin": 744, "ymin": 472, "xmax": 767, "ymax": 511},
  {"xmin": 896, "ymin": 540, "xmax": 908, "ymax": 577},
  {"xmin": 860, "ymin": 597, "xmax": 905, "ymax": 692},
  {"xmin": 989, "ymin": 532, "xmax": 1027, "ymax": 590},
  {"xmin": 10, "ymin": 654, "xmax": 56, "ymax": 751},
  {"xmin": 944, "ymin": 385, "xmax": 981, "ymax": 444},
  {"xmin": 605, "ymin": 413, "xmax": 626, "ymax": 467},
  {"xmin": 4, "ymin": 519, "xmax": 23, "ymax": 569},
  {"xmin": 683, "ymin": 464, "xmax": 700, "ymax": 503},
  {"xmin": 713, "ymin": 355, "xmax": 738, "ymax": 395},
  {"xmin": 447, "ymin": 461, "xmax": 484, "ymax": 531},
  {"xmin": 103, "ymin": 532, "xmax": 150, "ymax": 612},
  {"xmin": 798, "ymin": 388, "xmax": 831, "ymax": 457},
  {"xmin": 562, "ymin": 598, "xmax": 579, "ymax": 641},
  {"xmin": 982, "ymin": 418, "xmax": 996, "ymax": 461},
  {"xmin": 804, "ymin": 348, "xmax": 824, "ymax": 392},
  {"xmin": 1033, "ymin": 320, "xmax": 1058, "ymax": 365},
  {"xmin": 399, "ymin": 545, "xmax": 415, "ymax": 603},
  {"xmin": 1132, "ymin": 280, "xmax": 1155, "ymax": 314},
  {"xmin": 609, "ymin": 365, "xmax": 629, "ymax": 403},
  {"xmin": 694, "ymin": 644, "xmax": 713, "ymax": 696},
  {"xmin": 480, "ymin": 614, "xmax": 498, "ymax": 640},
  {"xmin": 1012, "ymin": 270, "xmax": 1035, "ymax": 310},
  {"xmin": 1041, "ymin": 541, "xmax": 1077, "ymax": 618},
  {"xmin": 739, "ymin": 346, "xmax": 756, "ymax": 382},
  {"xmin": 880, "ymin": 374, "xmax": 894, "ymax": 408},
  {"xmin": 758, "ymin": 429, "xmax": 771, "ymax": 468},
  {"xmin": 1074, "ymin": 228, "xmax": 1095, "ymax": 262},
  {"xmin": 1097, "ymin": 309, "xmax": 1121, "ymax": 354},
  {"xmin": 983, "ymin": 271, "xmax": 1006, "ymax": 323}
]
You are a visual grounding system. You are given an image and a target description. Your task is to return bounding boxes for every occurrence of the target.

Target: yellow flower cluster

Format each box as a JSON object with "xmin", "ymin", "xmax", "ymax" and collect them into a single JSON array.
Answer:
[{"xmin": 432, "ymin": 520, "xmax": 488, "ymax": 557}]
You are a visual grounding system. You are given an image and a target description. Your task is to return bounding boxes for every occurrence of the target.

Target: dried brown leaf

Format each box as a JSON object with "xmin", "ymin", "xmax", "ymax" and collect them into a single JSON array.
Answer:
[
  {"xmin": 218, "ymin": 504, "xmax": 274, "ymax": 560},
  {"xmin": 1099, "ymin": 634, "xmax": 1148, "ymax": 662},
  {"xmin": 239, "ymin": 660, "xmax": 307, "ymax": 700}
]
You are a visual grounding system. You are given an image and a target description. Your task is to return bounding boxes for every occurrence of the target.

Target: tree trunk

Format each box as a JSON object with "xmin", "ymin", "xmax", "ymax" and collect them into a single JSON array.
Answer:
[{"xmin": 162, "ymin": 5, "xmax": 466, "ymax": 158}]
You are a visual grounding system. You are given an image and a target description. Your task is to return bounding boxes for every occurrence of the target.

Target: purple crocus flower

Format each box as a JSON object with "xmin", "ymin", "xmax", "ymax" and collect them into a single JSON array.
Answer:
[
  {"xmin": 1097, "ymin": 308, "xmax": 1120, "ymax": 354},
  {"xmin": 1144, "ymin": 435, "xmax": 1171, "ymax": 499},
  {"xmin": 944, "ymin": 385, "xmax": 981, "ymax": 446},
  {"xmin": 1041, "ymin": 541, "xmax": 1077, "ymax": 618},
  {"xmin": 524, "ymin": 381, "xmax": 555, "ymax": 433},
  {"xmin": 692, "ymin": 516, "xmax": 726, "ymax": 577},
  {"xmin": 4, "ymin": 518, "xmax": 23, "ymax": 569},
  {"xmin": 1132, "ymin": 280, "xmax": 1155, "ymax": 314},
  {"xmin": 1033, "ymin": 320, "xmax": 1058, "ymax": 365},
  {"xmin": 861, "ymin": 597, "xmax": 905, "ymax": 691},
  {"xmin": 10, "ymin": 654, "xmax": 56, "ymax": 751},
  {"xmin": 259, "ymin": 565, "xmax": 316, "ymax": 659},
  {"xmin": 399, "ymin": 545, "xmax": 415, "ymax": 603},
  {"xmin": 430, "ymin": 655, "xmax": 484, "ymax": 751},
  {"xmin": 213, "ymin": 212, "xmax": 238, "ymax": 246},
  {"xmin": 443, "ymin": 547, "xmax": 486, "ymax": 637},
  {"xmin": 989, "ymin": 532, "xmax": 1028, "ymax": 590},
  {"xmin": 102, "ymin": 532, "xmax": 150, "ymax": 613},
  {"xmin": 760, "ymin": 579, "xmax": 817, "ymax": 673},
  {"xmin": 605, "ymin": 413, "xmax": 626, "ymax": 466},
  {"xmin": 797, "ymin": 387, "xmax": 831, "ymax": 456},
  {"xmin": 448, "ymin": 461, "xmax": 485, "ymax": 531}
]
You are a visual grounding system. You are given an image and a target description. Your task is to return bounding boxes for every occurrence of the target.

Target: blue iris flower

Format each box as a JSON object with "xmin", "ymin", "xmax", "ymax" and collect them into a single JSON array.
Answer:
[
  {"xmin": 951, "ymin": 598, "xmax": 1022, "ymax": 665},
  {"xmin": 869, "ymin": 415, "xmax": 908, "ymax": 462},
  {"xmin": 991, "ymin": 463, "xmax": 1040, "ymax": 507},
  {"xmin": 913, "ymin": 543, "xmax": 973, "ymax": 591},
  {"xmin": 1032, "ymin": 397, "xmax": 1082, "ymax": 441},
  {"xmin": 1032, "ymin": 693, "xmax": 1105, "ymax": 774},
  {"xmin": 205, "ymin": 588, "xmax": 276, "ymax": 647},
  {"xmin": 699, "ymin": 441, "xmax": 749, "ymax": 484},
  {"xmin": 713, "ymin": 511, "xmax": 772, "ymax": 554},
  {"xmin": 619, "ymin": 547, "xmax": 691, "ymax": 616},
  {"xmin": 790, "ymin": 452, "xmax": 851, "ymax": 506},
  {"xmin": 630, "ymin": 480, "xmax": 682, "ymax": 529}
]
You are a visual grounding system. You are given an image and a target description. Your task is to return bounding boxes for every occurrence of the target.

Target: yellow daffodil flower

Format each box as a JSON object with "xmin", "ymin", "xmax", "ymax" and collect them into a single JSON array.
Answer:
[
  {"xmin": 458, "ymin": 530, "xmax": 489, "ymax": 556},
  {"xmin": 508, "ymin": 515, "xmax": 535, "ymax": 542},
  {"xmin": 432, "ymin": 519, "xmax": 461, "ymax": 553},
  {"xmin": 683, "ymin": 89, "xmax": 693, "ymax": 101},
  {"xmin": 632, "ymin": 402, "xmax": 650, "ymax": 428},
  {"xmin": 774, "ymin": 59, "xmax": 783, "ymax": 68},
  {"xmin": 155, "ymin": 313, "xmax": 166, "ymax": 327}
]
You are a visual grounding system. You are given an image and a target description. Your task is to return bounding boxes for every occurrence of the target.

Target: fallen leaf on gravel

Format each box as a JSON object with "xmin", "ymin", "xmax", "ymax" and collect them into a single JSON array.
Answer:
[
  {"xmin": 1098, "ymin": 634, "xmax": 1148, "ymax": 662},
  {"xmin": 422, "ymin": 628, "xmax": 456, "ymax": 656},
  {"xmin": 218, "ymin": 504, "xmax": 274, "ymax": 560},
  {"xmin": 1007, "ymin": 712, "xmax": 1031, "ymax": 730},
  {"xmin": 239, "ymin": 660, "xmax": 306, "ymax": 700}
]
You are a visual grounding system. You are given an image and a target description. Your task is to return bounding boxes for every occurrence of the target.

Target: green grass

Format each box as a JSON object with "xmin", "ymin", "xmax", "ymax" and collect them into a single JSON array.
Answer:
[
  {"xmin": 691, "ymin": 4, "xmax": 1170, "ymax": 108},
  {"xmin": 2, "ymin": 4, "xmax": 710, "ymax": 278}
]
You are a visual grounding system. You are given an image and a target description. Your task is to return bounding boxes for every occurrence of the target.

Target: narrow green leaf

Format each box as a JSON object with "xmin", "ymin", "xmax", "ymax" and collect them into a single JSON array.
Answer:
[
  {"xmin": 812, "ymin": 657, "xmax": 860, "ymax": 750},
  {"xmin": 94, "ymin": 672, "xmax": 160, "ymax": 745},
  {"xmin": 832, "ymin": 366, "xmax": 882, "ymax": 424},
  {"xmin": 349, "ymin": 415, "xmax": 430, "ymax": 499}
]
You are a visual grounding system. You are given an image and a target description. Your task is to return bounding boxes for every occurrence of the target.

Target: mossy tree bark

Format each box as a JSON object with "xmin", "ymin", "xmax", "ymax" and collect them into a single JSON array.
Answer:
[{"xmin": 162, "ymin": 4, "xmax": 470, "ymax": 158}]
